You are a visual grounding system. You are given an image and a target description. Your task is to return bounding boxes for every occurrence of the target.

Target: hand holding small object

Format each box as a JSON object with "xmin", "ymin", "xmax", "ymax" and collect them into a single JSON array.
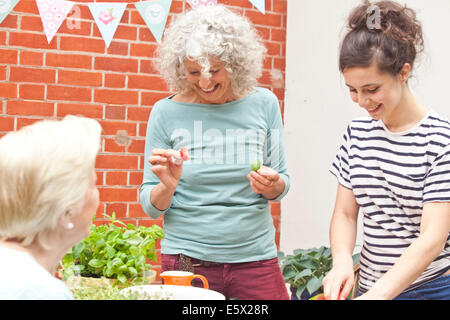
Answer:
[
  {"xmin": 171, "ymin": 147, "xmax": 190, "ymax": 165},
  {"xmin": 248, "ymin": 160, "xmax": 284, "ymax": 200},
  {"xmin": 148, "ymin": 148, "xmax": 189, "ymax": 191}
]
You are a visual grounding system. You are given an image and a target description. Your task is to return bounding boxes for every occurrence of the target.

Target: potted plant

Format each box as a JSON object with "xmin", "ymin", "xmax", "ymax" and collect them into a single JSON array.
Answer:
[
  {"xmin": 278, "ymin": 246, "xmax": 360, "ymax": 300},
  {"xmin": 60, "ymin": 212, "xmax": 164, "ymax": 288}
]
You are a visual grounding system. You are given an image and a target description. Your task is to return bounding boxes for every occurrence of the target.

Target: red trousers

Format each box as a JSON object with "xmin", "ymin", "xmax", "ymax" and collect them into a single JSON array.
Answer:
[{"xmin": 161, "ymin": 254, "xmax": 290, "ymax": 300}]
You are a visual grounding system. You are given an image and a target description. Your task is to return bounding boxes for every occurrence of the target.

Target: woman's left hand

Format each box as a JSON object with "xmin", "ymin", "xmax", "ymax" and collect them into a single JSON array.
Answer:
[{"xmin": 248, "ymin": 165, "xmax": 284, "ymax": 200}]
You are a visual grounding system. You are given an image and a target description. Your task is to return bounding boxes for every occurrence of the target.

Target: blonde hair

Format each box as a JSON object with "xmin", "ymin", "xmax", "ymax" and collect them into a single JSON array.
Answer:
[
  {"xmin": 155, "ymin": 4, "xmax": 267, "ymax": 95},
  {"xmin": 0, "ymin": 115, "xmax": 101, "ymax": 249}
]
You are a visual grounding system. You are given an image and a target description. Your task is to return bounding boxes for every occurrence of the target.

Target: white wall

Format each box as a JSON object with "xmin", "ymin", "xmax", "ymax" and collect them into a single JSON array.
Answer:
[{"xmin": 280, "ymin": 0, "xmax": 450, "ymax": 255}]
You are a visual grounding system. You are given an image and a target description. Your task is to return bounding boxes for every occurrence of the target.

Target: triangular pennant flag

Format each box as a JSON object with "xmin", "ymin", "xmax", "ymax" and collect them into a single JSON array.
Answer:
[
  {"xmin": 88, "ymin": 2, "xmax": 127, "ymax": 48},
  {"xmin": 0, "ymin": 0, "xmax": 20, "ymax": 25},
  {"xmin": 248, "ymin": 0, "xmax": 265, "ymax": 14},
  {"xmin": 36, "ymin": 0, "xmax": 74, "ymax": 43},
  {"xmin": 187, "ymin": 0, "xmax": 217, "ymax": 9},
  {"xmin": 135, "ymin": 0, "xmax": 172, "ymax": 43}
]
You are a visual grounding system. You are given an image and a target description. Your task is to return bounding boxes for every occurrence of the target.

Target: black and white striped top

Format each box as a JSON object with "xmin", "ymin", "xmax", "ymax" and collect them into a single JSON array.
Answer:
[{"xmin": 330, "ymin": 110, "xmax": 450, "ymax": 293}]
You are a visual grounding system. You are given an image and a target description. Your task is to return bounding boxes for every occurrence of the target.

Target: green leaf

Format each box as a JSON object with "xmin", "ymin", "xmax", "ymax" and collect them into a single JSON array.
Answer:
[
  {"xmin": 88, "ymin": 259, "xmax": 106, "ymax": 268},
  {"xmin": 111, "ymin": 257, "xmax": 123, "ymax": 267},
  {"xmin": 126, "ymin": 236, "xmax": 142, "ymax": 246},
  {"xmin": 60, "ymin": 217, "xmax": 164, "ymax": 284},
  {"xmin": 293, "ymin": 248, "xmax": 306, "ymax": 256},
  {"xmin": 294, "ymin": 269, "xmax": 312, "ymax": 282},
  {"xmin": 95, "ymin": 238, "xmax": 105, "ymax": 248},
  {"xmin": 117, "ymin": 274, "xmax": 127, "ymax": 284},
  {"xmin": 306, "ymin": 276, "xmax": 323, "ymax": 295},
  {"xmin": 119, "ymin": 265, "xmax": 128, "ymax": 273},
  {"xmin": 296, "ymin": 284, "xmax": 307, "ymax": 299},
  {"xmin": 62, "ymin": 253, "xmax": 74, "ymax": 266},
  {"xmin": 73, "ymin": 242, "xmax": 86, "ymax": 258},
  {"xmin": 129, "ymin": 246, "xmax": 140, "ymax": 256},
  {"xmin": 105, "ymin": 244, "xmax": 116, "ymax": 258},
  {"xmin": 113, "ymin": 219, "xmax": 127, "ymax": 227},
  {"xmin": 282, "ymin": 268, "xmax": 297, "ymax": 280},
  {"xmin": 297, "ymin": 258, "xmax": 317, "ymax": 270},
  {"xmin": 128, "ymin": 267, "xmax": 137, "ymax": 276},
  {"xmin": 105, "ymin": 265, "xmax": 114, "ymax": 277},
  {"xmin": 135, "ymin": 254, "xmax": 145, "ymax": 266}
]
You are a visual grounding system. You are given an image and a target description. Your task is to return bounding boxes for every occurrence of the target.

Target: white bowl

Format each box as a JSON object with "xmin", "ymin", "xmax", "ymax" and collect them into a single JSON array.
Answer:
[{"xmin": 122, "ymin": 285, "xmax": 225, "ymax": 300}]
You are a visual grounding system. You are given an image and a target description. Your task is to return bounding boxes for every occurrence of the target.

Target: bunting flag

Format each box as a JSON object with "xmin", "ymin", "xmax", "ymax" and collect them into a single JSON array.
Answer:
[
  {"xmin": 4, "ymin": 0, "xmax": 266, "ymax": 48},
  {"xmin": 186, "ymin": 0, "xmax": 217, "ymax": 9},
  {"xmin": 36, "ymin": 0, "xmax": 74, "ymax": 43},
  {"xmin": 88, "ymin": 2, "xmax": 127, "ymax": 48},
  {"xmin": 135, "ymin": 0, "xmax": 172, "ymax": 43},
  {"xmin": 0, "ymin": 0, "xmax": 19, "ymax": 25},
  {"xmin": 248, "ymin": 0, "xmax": 265, "ymax": 14}
]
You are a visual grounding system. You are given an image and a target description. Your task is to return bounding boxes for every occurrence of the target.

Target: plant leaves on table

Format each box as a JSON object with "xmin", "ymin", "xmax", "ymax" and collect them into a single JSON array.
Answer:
[
  {"xmin": 279, "ymin": 246, "xmax": 361, "ymax": 300},
  {"xmin": 306, "ymin": 276, "xmax": 323, "ymax": 295},
  {"xmin": 60, "ymin": 212, "xmax": 164, "ymax": 287},
  {"xmin": 279, "ymin": 246, "xmax": 332, "ymax": 299}
]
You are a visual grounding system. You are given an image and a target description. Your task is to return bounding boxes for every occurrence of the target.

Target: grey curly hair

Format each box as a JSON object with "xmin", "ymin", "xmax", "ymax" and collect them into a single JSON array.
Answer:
[{"xmin": 155, "ymin": 4, "xmax": 267, "ymax": 95}]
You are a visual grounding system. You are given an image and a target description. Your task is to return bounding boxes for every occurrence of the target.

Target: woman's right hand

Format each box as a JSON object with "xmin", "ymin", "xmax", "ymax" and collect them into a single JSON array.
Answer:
[
  {"xmin": 322, "ymin": 258, "xmax": 355, "ymax": 300},
  {"xmin": 148, "ymin": 149, "xmax": 184, "ymax": 191}
]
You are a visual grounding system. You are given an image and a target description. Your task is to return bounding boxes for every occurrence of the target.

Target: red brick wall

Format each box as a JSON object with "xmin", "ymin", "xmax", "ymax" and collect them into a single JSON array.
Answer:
[{"xmin": 0, "ymin": 0, "xmax": 287, "ymax": 274}]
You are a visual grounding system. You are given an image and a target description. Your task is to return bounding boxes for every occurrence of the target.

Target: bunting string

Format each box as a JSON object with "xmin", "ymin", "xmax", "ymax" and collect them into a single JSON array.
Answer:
[{"xmin": 0, "ymin": 0, "xmax": 266, "ymax": 46}]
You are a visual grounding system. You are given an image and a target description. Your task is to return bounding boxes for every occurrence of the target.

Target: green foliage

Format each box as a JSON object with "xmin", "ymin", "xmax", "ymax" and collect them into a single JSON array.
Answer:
[
  {"xmin": 71, "ymin": 281, "xmax": 173, "ymax": 300},
  {"xmin": 279, "ymin": 246, "xmax": 333, "ymax": 299},
  {"xmin": 61, "ymin": 212, "xmax": 164, "ymax": 286},
  {"xmin": 279, "ymin": 246, "xmax": 361, "ymax": 299}
]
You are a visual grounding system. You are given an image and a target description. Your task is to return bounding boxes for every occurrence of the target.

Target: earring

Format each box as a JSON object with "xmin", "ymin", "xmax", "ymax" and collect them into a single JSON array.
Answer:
[{"xmin": 67, "ymin": 222, "xmax": 74, "ymax": 230}]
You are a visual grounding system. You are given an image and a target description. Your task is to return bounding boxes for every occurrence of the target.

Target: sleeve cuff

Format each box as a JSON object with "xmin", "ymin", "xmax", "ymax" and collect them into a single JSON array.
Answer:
[
  {"xmin": 140, "ymin": 185, "xmax": 170, "ymax": 219},
  {"xmin": 329, "ymin": 169, "xmax": 352, "ymax": 190},
  {"xmin": 270, "ymin": 173, "xmax": 290, "ymax": 202}
]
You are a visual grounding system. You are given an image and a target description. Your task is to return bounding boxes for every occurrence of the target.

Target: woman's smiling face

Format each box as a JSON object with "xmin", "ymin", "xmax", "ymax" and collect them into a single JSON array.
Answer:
[
  {"xmin": 184, "ymin": 58, "xmax": 234, "ymax": 104},
  {"xmin": 343, "ymin": 62, "xmax": 405, "ymax": 121}
]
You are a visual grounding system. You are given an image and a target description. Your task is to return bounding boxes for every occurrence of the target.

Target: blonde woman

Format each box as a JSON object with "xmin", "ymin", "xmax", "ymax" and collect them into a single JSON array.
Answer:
[
  {"xmin": 0, "ymin": 115, "xmax": 101, "ymax": 299},
  {"xmin": 140, "ymin": 5, "xmax": 290, "ymax": 300}
]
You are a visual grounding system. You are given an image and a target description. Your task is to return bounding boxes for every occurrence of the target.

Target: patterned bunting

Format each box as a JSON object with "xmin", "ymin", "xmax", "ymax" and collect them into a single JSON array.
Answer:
[
  {"xmin": 36, "ymin": 0, "xmax": 74, "ymax": 43},
  {"xmin": 4, "ymin": 1, "xmax": 267, "ymax": 48},
  {"xmin": 186, "ymin": 0, "xmax": 217, "ymax": 9},
  {"xmin": 135, "ymin": 0, "xmax": 172, "ymax": 43},
  {"xmin": 88, "ymin": 2, "xmax": 127, "ymax": 48}
]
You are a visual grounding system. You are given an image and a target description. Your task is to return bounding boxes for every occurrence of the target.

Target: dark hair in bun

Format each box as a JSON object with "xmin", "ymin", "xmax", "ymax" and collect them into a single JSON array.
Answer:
[{"xmin": 339, "ymin": 0, "xmax": 424, "ymax": 76}]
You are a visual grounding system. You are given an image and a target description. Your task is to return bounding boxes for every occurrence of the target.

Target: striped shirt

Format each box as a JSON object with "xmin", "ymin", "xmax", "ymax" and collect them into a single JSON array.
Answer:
[{"xmin": 330, "ymin": 110, "xmax": 450, "ymax": 293}]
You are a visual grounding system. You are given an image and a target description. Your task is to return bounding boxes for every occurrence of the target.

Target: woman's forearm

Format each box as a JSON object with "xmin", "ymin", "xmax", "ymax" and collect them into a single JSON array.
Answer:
[
  {"xmin": 366, "ymin": 234, "xmax": 446, "ymax": 299},
  {"xmin": 329, "ymin": 185, "xmax": 360, "ymax": 267},
  {"xmin": 150, "ymin": 183, "xmax": 176, "ymax": 211},
  {"xmin": 330, "ymin": 211, "xmax": 358, "ymax": 266}
]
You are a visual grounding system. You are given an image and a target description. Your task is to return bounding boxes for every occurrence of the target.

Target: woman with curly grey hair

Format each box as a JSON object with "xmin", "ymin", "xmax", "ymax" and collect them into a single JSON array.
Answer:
[{"xmin": 140, "ymin": 5, "xmax": 290, "ymax": 300}]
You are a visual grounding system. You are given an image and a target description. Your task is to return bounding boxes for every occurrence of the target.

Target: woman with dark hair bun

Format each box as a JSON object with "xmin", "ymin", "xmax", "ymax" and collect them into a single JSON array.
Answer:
[{"xmin": 323, "ymin": 0, "xmax": 450, "ymax": 300}]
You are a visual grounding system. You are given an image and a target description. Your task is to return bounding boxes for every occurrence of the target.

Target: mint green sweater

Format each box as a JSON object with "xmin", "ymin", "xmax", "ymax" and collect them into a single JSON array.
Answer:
[{"xmin": 140, "ymin": 87, "xmax": 290, "ymax": 263}]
